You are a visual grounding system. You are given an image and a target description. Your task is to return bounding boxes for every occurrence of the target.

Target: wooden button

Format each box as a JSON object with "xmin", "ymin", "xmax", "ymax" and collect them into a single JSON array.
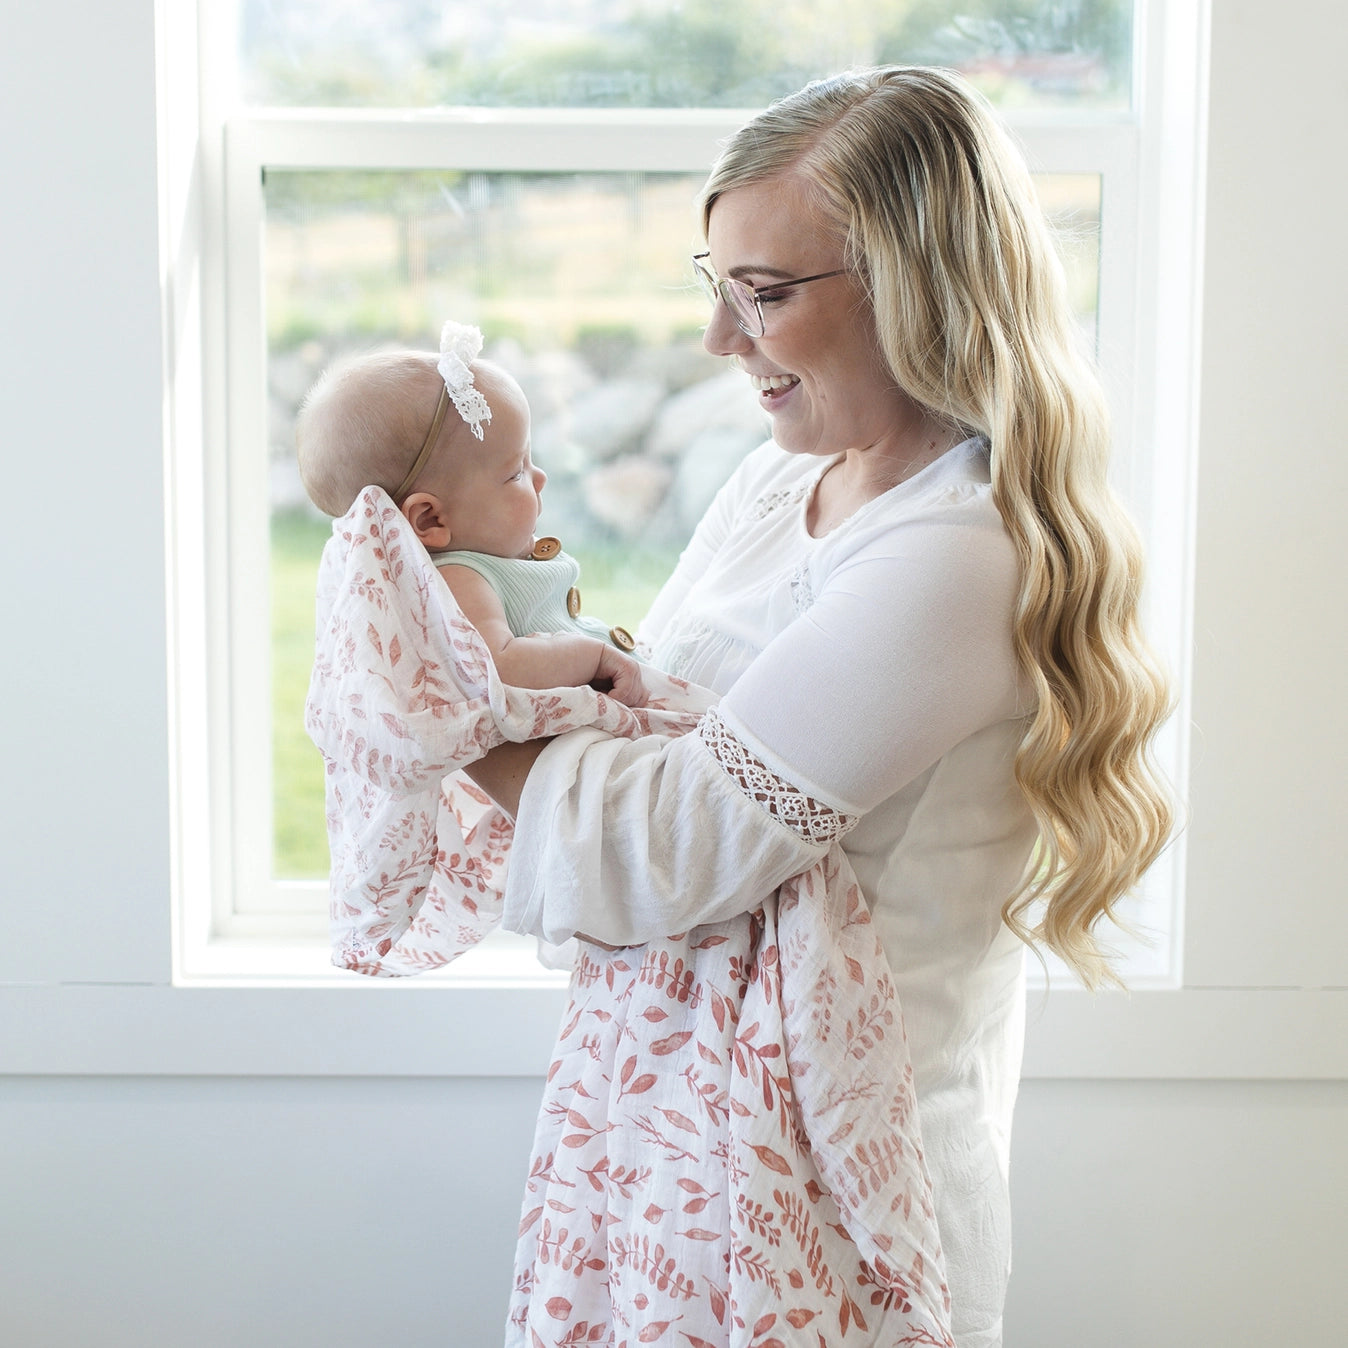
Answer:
[
  {"xmin": 531, "ymin": 536, "xmax": 562, "ymax": 560},
  {"xmin": 609, "ymin": 626, "xmax": 635, "ymax": 653},
  {"xmin": 566, "ymin": 586, "xmax": 582, "ymax": 618}
]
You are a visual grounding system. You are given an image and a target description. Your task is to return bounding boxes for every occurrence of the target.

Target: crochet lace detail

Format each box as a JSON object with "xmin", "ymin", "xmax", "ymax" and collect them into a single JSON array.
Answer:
[
  {"xmin": 746, "ymin": 480, "xmax": 812, "ymax": 521},
  {"xmin": 698, "ymin": 708, "xmax": 858, "ymax": 845},
  {"xmin": 789, "ymin": 564, "xmax": 814, "ymax": 614}
]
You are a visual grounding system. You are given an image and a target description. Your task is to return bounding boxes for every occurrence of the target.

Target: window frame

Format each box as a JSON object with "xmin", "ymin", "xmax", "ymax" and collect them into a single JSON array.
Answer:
[{"xmin": 173, "ymin": 1, "xmax": 1204, "ymax": 1000}]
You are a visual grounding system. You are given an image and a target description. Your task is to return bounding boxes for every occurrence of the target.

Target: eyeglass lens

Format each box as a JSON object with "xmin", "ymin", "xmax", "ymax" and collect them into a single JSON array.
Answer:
[{"xmin": 694, "ymin": 260, "xmax": 762, "ymax": 336}]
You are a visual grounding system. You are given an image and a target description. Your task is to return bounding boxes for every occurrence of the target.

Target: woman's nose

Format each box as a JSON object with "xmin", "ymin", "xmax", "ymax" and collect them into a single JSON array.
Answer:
[{"xmin": 702, "ymin": 299, "xmax": 754, "ymax": 358}]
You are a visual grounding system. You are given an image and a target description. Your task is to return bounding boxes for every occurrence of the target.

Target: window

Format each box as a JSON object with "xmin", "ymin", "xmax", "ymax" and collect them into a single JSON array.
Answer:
[{"xmin": 172, "ymin": 1, "xmax": 1201, "ymax": 987}]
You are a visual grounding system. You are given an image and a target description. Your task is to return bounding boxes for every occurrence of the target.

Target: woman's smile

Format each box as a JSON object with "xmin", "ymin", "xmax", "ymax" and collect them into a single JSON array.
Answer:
[{"xmin": 748, "ymin": 371, "xmax": 801, "ymax": 400}]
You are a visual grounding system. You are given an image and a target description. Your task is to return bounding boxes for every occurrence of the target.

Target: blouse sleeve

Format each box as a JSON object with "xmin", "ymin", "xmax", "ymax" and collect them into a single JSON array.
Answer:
[
  {"xmin": 500, "ymin": 485, "xmax": 1024, "ymax": 947},
  {"xmin": 717, "ymin": 501, "xmax": 1025, "ymax": 815}
]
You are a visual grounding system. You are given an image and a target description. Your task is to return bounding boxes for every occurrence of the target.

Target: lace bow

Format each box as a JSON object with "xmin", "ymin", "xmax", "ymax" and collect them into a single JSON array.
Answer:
[{"xmin": 437, "ymin": 320, "xmax": 492, "ymax": 440}]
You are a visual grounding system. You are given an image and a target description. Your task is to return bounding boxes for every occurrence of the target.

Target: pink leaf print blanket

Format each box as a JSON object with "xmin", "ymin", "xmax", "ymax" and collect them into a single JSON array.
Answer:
[{"xmin": 306, "ymin": 488, "xmax": 954, "ymax": 1347}]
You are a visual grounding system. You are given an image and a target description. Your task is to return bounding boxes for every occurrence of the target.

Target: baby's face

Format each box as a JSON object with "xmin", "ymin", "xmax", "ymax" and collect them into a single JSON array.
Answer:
[{"xmin": 436, "ymin": 366, "xmax": 545, "ymax": 559}]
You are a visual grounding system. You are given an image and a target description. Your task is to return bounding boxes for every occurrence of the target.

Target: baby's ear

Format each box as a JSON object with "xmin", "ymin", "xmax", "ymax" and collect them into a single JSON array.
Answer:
[{"xmin": 400, "ymin": 492, "xmax": 452, "ymax": 550}]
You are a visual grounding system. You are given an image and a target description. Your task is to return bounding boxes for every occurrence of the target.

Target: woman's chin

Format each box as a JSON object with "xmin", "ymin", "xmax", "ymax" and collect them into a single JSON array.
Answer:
[{"xmin": 769, "ymin": 419, "xmax": 834, "ymax": 459}]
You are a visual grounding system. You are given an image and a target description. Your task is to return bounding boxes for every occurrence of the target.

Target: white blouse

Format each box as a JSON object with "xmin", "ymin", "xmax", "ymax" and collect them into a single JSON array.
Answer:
[{"xmin": 503, "ymin": 437, "xmax": 1037, "ymax": 1348}]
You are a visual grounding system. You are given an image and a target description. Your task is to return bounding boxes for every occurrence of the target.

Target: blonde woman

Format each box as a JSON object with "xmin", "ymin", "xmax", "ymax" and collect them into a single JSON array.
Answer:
[{"xmin": 470, "ymin": 66, "xmax": 1172, "ymax": 1347}]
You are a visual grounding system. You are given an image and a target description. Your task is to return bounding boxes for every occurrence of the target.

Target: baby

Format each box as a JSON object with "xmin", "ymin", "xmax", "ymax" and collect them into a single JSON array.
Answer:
[{"xmin": 297, "ymin": 322, "xmax": 646, "ymax": 705}]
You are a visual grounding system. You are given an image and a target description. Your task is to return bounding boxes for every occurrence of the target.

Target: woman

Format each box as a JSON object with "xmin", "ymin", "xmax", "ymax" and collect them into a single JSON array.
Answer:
[{"xmin": 473, "ymin": 66, "xmax": 1172, "ymax": 1346}]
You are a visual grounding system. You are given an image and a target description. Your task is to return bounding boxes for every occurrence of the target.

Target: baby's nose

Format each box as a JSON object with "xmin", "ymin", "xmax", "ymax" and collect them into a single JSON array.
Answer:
[{"xmin": 533, "ymin": 466, "xmax": 547, "ymax": 491}]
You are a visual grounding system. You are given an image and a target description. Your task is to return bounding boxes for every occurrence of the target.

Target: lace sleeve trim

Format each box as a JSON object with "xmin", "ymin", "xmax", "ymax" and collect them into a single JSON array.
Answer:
[{"xmin": 698, "ymin": 708, "xmax": 858, "ymax": 845}]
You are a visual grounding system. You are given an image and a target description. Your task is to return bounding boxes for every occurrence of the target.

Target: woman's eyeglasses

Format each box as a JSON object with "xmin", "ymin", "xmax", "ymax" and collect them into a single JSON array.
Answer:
[{"xmin": 692, "ymin": 252, "xmax": 846, "ymax": 337}]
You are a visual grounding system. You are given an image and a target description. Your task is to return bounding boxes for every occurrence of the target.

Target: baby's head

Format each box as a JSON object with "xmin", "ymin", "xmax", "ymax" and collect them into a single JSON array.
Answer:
[
  {"xmin": 297, "ymin": 348, "xmax": 445, "ymax": 516},
  {"xmin": 297, "ymin": 335, "xmax": 544, "ymax": 559}
]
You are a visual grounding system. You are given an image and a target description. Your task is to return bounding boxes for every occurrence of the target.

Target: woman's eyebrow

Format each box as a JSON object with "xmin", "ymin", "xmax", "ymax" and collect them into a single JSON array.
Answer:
[{"xmin": 726, "ymin": 263, "xmax": 799, "ymax": 282}]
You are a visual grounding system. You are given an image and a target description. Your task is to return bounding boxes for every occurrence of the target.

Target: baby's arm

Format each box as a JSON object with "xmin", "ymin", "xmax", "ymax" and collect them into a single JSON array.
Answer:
[{"xmin": 439, "ymin": 563, "xmax": 646, "ymax": 706}]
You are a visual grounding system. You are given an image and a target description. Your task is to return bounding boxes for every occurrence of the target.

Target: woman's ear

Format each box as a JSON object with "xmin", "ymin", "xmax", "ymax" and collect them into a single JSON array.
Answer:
[{"xmin": 400, "ymin": 491, "xmax": 453, "ymax": 550}]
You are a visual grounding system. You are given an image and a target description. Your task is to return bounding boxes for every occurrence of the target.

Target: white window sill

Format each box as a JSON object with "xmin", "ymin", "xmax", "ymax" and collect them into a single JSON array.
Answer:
[
  {"xmin": 4, "ymin": 934, "xmax": 1345, "ymax": 1080},
  {"xmin": 179, "ymin": 929, "xmax": 569, "ymax": 989}
]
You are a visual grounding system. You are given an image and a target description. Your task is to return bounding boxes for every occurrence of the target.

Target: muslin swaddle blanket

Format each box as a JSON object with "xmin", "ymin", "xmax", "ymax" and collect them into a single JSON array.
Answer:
[{"xmin": 306, "ymin": 487, "xmax": 955, "ymax": 1347}]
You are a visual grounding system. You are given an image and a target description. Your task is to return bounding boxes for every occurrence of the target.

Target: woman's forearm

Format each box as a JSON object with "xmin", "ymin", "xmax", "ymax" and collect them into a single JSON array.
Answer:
[
  {"xmin": 499, "ymin": 727, "xmax": 832, "ymax": 947},
  {"xmin": 462, "ymin": 737, "xmax": 551, "ymax": 818}
]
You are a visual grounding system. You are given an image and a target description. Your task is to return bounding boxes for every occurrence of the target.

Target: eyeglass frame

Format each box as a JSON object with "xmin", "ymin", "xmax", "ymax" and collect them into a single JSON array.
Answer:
[{"xmin": 692, "ymin": 252, "xmax": 847, "ymax": 337}]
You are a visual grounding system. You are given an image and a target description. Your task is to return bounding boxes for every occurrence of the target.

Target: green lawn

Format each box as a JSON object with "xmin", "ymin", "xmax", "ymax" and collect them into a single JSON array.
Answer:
[
  {"xmin": 271, "ymin": 513, "xmax": 333, "ymax": 878},
  {"xmin": 269, "ymin": 510, "xmax": 676, "ymax": 878}
]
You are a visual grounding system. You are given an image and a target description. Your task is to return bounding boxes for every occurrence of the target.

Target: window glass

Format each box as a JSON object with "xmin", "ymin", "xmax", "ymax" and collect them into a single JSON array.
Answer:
[
  {"xmin": 241, "ymin": 0, "xmax": 1133, "ymax": 112},
  {"xmin": 266, "ymin": 167, "xmax": 1100, "ymax": 879}
]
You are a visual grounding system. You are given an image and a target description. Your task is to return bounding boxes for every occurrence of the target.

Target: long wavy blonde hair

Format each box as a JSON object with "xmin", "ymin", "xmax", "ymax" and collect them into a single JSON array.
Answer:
[{"xmin": 701, "ymin": 66, "xmax": 1174, "ymax": 988}]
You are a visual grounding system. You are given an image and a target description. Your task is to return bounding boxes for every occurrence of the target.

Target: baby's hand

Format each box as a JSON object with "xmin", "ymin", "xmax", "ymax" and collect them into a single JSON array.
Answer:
[{"xmin": 593, "ymin": 645, "xmax": 647, "ymax": 707}]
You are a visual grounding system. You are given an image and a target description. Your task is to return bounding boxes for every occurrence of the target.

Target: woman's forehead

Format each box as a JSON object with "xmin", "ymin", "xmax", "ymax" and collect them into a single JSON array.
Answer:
[{"xmin": 706, "ymin": 171, "xmax": 843, "ymax": 265}]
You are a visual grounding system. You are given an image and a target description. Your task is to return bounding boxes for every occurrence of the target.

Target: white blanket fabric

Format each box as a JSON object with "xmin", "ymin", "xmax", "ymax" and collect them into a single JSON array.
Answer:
[{"xmin": 306, "ymin": 487, "xmax": 955, "ymax": 1346}]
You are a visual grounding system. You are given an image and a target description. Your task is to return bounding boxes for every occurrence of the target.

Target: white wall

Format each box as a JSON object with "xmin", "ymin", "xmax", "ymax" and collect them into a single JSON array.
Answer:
[
  {"xmin": 0, "ymin": 0, "xmax": 169, "ymax": 989},
  {"xmin": 0, "ymin": 1075, "xmax": 546, "ymax": 1346},
  {"xmin": 2, "ymin": 3, "xmax": 1345, "ymax": 1347}
]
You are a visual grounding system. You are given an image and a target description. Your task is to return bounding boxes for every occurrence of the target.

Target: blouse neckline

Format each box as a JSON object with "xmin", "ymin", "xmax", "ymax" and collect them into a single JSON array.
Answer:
[{"xmin": 797, "ymin": 436, "xmax": 987, "ymax": 542}]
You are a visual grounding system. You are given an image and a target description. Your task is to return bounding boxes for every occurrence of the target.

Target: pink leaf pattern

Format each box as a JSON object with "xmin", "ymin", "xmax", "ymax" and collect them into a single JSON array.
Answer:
[{"xmin": 307, "ymin": 489, "xmax": 954, "ymax": 1345}]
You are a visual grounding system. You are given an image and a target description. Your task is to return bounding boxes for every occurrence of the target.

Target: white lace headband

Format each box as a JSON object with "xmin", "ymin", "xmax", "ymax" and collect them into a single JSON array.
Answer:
[
  {"xmin": 393, "ymin": 320, "xmax": 493, "ymax": 500},
  {"xmin": 436, "ymin": 319, "xmax": 492, "ymax": 439}
]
